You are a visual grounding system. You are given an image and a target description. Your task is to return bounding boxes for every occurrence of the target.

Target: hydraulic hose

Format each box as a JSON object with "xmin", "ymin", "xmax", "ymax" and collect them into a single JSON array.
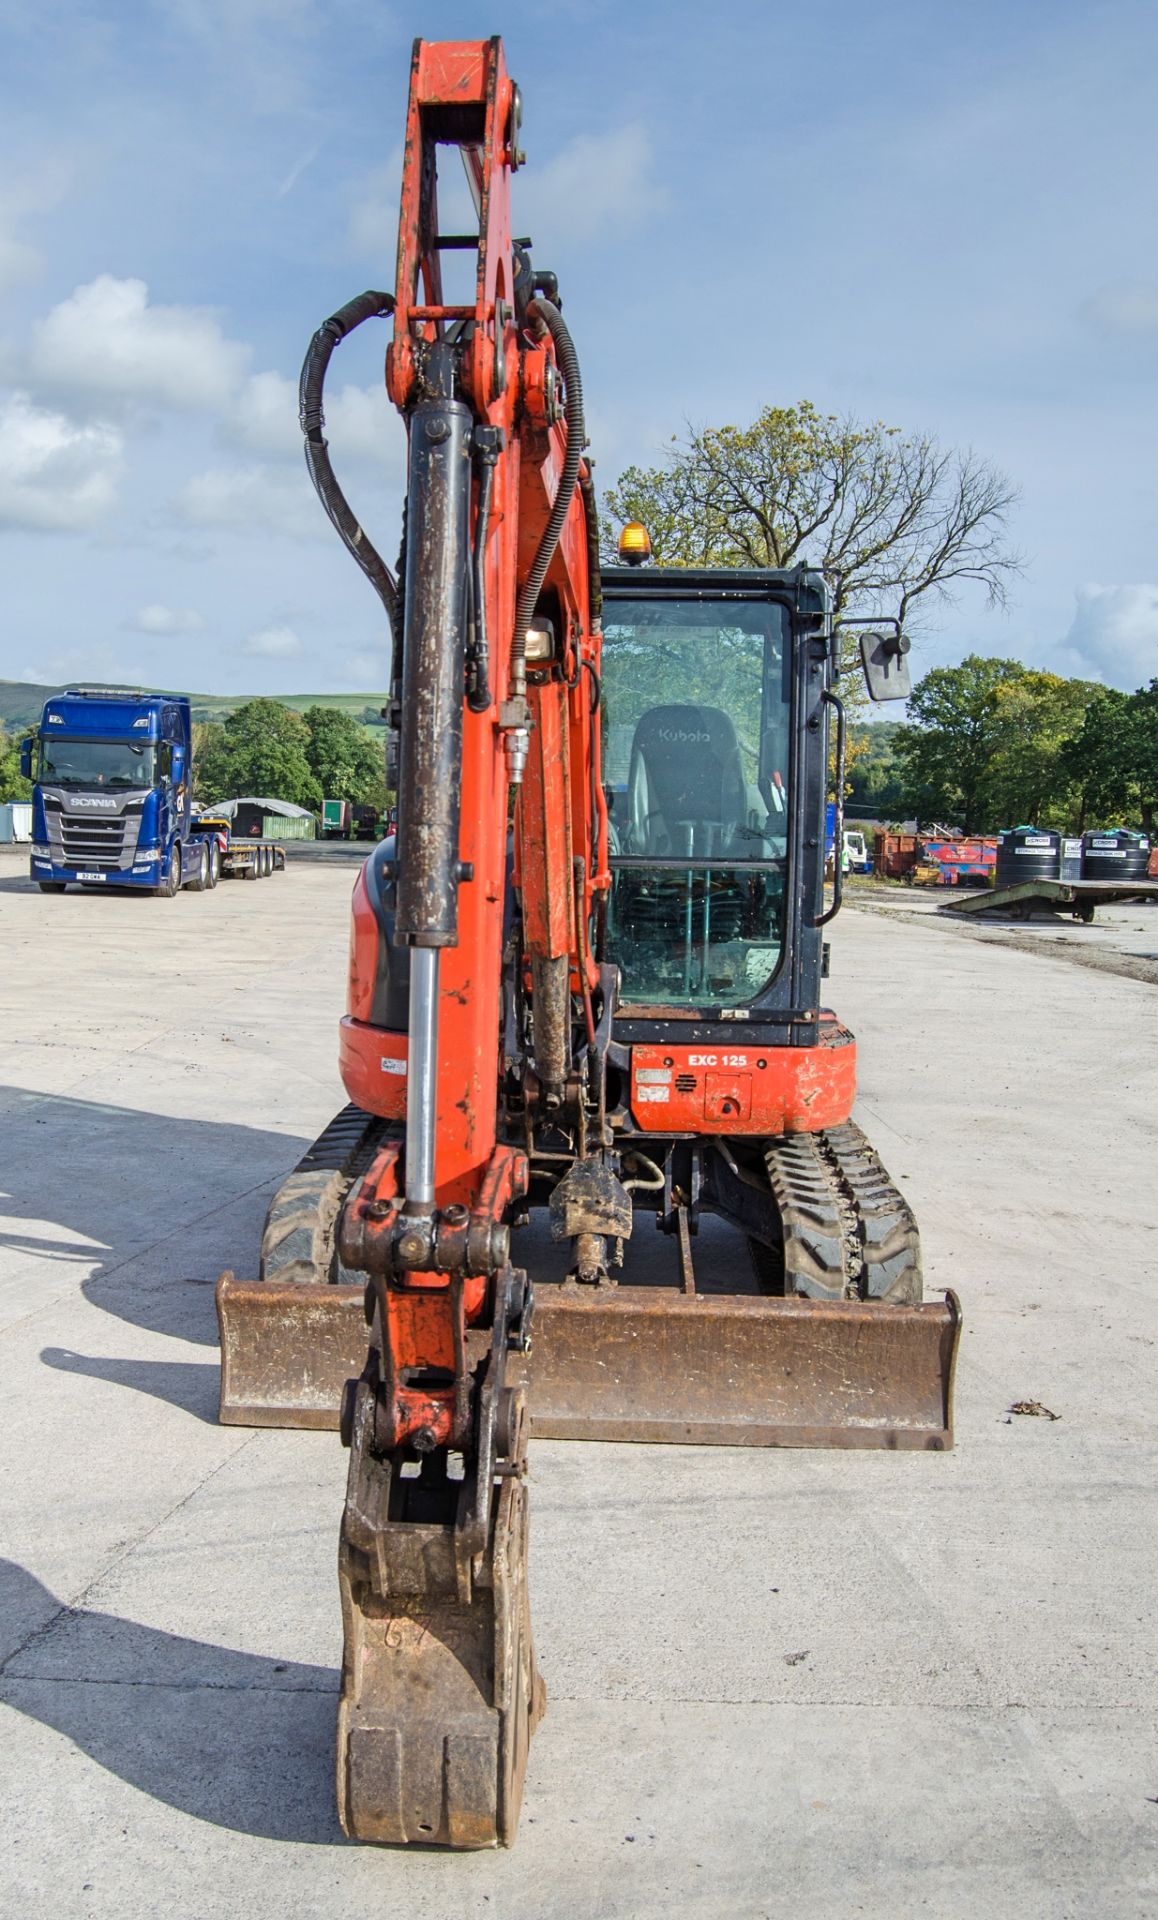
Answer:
[
  {"xmin": 578, "ymin": 460, "xmax": 602, "ymax": 626},
  {"xmin": 466, "ymin": 436, "xmax": 499, "ymax": 712},
  {"xmin": 511, "ymin": 296, "xmax": 586, "ymax": 691},
  {"xmin": 299, "ymin": 291, "xmax": 399, "ymax": 643},
  {"xmin": 578, "ymin": 461, "xmax": 608, "ymax": 884}
]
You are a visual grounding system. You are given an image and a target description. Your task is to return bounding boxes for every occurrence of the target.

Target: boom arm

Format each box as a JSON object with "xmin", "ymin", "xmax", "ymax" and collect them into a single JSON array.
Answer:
[
  {"xmin": 294, "ymin": 38, "xmax": 602, "ymax": 1846},
  {"xmin": 341, "ymin": 35, "xmax": 603, "ymax": 1298}
]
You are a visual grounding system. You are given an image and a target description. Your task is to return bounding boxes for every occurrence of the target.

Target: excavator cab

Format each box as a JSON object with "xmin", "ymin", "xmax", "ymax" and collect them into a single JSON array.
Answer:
[{"xmin": 600, "ymin": 574, "xmax": 809, "ymax": 1012}]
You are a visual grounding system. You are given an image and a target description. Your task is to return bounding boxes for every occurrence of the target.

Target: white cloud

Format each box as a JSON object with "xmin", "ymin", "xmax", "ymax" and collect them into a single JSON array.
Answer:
[
  {"xmin": 17, "ymin": 644, "xmax": 147, "ymax": 688},
  {"xmin": 155, "ymin": 0, "xmax": 328, "ymax": 112},
  {"xmin": 0, "ymin": 391, "xmax": 122, "ymax": 531},
  {"xmin": 337, "ymin": 649, "xmax": 389, "ymax": 688},
  {"xmin": 1082, "ymin": 281, "xmax": 1158, "ymax": 338},
  {"xmin": 0, "ymin": 229, "xmax": 42, "ymax": 294},
  {"xmin": 242, "ymin": 623, "xmax": 303, "ymax": 659},
  {"xmin": 230, "ymin": 368, "xmax": 398, "ymax": 465},
  {"xmin": 0, "ymin": 164, "xmax": 70, "ymax": 295},
  {"xmin": 348, "ymin": 155, "xmax": 403, "ymax": 262},
  {"xmin": 29, "ymin": 275, "xmax": 250, "ymax": 411},
  {"xmin": 174, "ymin": 462, "xmax": 323, "ymax": 539},
  {"xmin": 349, "ymin": 126, "xmax": 663, "ymax": 266},
  {"xmin": 277, "ymin": 142, "xmax": 321, "ymax": 197},
  {"xmin": 514, "ymin": 125, "xmax": 664, "ymax": 248},
  {"xmin": 1054, "ymin": 584, "xmax": 1158, "ymax": 689},
  {"xmin": 132, "ymin": 603, "xmax": 204, "ymax": 635}
]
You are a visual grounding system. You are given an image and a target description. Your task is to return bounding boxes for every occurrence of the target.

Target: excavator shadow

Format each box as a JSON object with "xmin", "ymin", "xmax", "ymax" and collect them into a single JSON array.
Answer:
[
  {"xmin": 0, "ymin": 1084, "xmax": 318, "ymax": 1420},
  {"xmin": 0, "ymin": 1085, "xmax": 311, "ymax": 1368},
  {"xmin": 0, "ymin": 1559, "xmax": 345, "ymax": 1844},
  {"xmin": 39, "ymin": 1346, "xmax": 220, "ymax": 1422}
]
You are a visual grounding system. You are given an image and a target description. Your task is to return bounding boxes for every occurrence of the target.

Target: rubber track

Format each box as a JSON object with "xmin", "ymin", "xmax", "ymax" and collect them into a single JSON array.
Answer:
[
  {"xmin": 761, "ymin": 1121, "xmax": 922, "ymax": 1304},
  {"xmin": 260, "ymin": 1103, "xmax": 391, "ymax": 1285}
]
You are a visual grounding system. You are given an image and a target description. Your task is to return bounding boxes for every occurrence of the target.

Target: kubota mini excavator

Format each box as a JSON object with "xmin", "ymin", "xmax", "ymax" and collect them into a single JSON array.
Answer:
[{"xmin": 216, "ymin": 35, "xmax": 960, "ymax": 1849}]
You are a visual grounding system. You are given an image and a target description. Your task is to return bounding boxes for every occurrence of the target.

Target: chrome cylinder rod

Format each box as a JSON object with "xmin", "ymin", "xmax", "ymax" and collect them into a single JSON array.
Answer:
[{"xmin": 405, "ymin": 947, "xmax": 440, "ymax": 1208}]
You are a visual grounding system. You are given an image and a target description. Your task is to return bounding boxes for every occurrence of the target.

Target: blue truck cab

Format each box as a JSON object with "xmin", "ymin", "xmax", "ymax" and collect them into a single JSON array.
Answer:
[{"xmin": 22, "ymin": 687, "xmax": 204, "ymax": 894}]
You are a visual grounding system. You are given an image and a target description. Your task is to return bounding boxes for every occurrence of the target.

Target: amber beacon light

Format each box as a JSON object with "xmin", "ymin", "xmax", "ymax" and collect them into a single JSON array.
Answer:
[{"xmin": 617, "ymin": 520, "xmax": 651, "ymax": 565}]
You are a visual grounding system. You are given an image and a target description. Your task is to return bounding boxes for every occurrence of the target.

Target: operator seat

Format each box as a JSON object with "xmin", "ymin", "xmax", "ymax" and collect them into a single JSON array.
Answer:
[{"xmin": 625, "ymin": 703, "xmax": 750, "ymax": 857}]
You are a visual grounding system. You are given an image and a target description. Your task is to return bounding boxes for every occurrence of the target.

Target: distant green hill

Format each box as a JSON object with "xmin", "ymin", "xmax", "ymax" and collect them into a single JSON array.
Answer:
[{"xmin": 0, "ymin": 680, "xmax": 387, "ymax": 733}]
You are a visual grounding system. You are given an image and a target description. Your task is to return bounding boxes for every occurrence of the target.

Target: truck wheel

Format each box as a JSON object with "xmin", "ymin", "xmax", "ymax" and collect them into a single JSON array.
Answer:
[
  {"xmin": 37, "ymin": 882, "xmax": 67, "ymax": 894},
  {"xmin": 156, "ymin": 844, "xmax": 181, "ymax": 898},
  {"xmin": 186, "ymin": 843, "xmax": 209, "ymax": 892},
  {"xmin": 205, "ymin": 841, "xmax": 220, "ymax": 889},
  {"xmin": 263, "ymin": 845, "xmax": 274, "ymax": 876}
]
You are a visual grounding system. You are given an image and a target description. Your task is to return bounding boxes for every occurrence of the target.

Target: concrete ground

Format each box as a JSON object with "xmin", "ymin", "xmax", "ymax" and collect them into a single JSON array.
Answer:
[
  {"xmin": 847, "ymin": 877, "xmax": 1158, "ymax": 983},
  {"xmin": 0, "ymin": 842, "xmax": 1154, "ymax": 1920}
]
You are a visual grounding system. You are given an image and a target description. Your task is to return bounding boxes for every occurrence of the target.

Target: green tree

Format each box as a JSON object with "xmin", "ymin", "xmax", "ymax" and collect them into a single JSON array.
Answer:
[
  {"xmin": 0, "ymin": 726, "xmax": 33, "ymax": 803},
  {"xmin": 1130, "ymin": 678, "xmax": 1158, "ymax": 837},
  {"xmin": 191, "ymin": 720, "xmax": 235, "ymax": 804},
  {"xmin": 302, "ymin": 706, "xmax": 385, "ymax": 806},
  {"xmin": 846, "ymin": 719, "xmax": 910, "ymax": 819},
  {"xmin": 894, "ymin": 656, "xmax": 1029, "ymax": 831},
  {"xmin": 1059, "ymin": 688, "xmax": 1134, "ymax": 830},
  {"xmin": 605, "ymin": 403, "xmax": 1021, "ymax": 675},
  {"xmin": 193, "ymin": 700, "xmax": 321, "ymax": 809},
  {"xmin": 1061, "ymin": 678, "xmax": 1158, "ymax": 837},
  {"xmin": 982, "ymin": 672, "xmax": 1103, "ymax": 828}
]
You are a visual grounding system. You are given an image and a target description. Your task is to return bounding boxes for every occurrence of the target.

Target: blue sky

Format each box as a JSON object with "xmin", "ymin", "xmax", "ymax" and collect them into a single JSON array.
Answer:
[{"xmin": 1, "ymin": 0, "xmax": 1155, "ymax": 696}]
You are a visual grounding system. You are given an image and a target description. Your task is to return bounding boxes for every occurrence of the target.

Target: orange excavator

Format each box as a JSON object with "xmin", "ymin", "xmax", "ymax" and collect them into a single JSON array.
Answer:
[{"xmin": 216, "ymin": 35, "xmax": 959, "ymax": 1849}]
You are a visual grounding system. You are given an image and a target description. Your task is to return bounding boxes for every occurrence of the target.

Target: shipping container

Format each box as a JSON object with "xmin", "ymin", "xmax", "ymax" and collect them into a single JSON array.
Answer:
[{"xmin": 0, "ymin": 802, "xmax": 33, "ymax": 843}]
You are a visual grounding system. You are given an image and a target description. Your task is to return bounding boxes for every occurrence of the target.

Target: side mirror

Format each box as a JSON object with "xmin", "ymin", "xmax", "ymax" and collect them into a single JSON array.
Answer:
[
  {"xmin": 171, "ymin": 746, "xmax": 186, "ymax": 785},
  {"xmin": 19, "ymin": 737, "xmax": 33, "ymax": 778},
  {"xmin": 859, "ymin": 630, "xmax": 912, "ymax": 703}
]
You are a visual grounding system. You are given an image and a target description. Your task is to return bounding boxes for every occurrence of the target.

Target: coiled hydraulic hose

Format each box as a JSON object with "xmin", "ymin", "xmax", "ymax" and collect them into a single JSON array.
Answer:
[
  {"xmin": 511, "ymin": 296, "xmax": 586, "ymax": 693},
  {"xmin": 299, "ymin": 291, "xmax": 399, "ymax": 644}
]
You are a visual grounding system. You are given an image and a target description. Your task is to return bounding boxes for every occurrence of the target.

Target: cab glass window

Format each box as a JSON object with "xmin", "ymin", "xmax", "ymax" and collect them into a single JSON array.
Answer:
[{"xmin": 600, "ymin": 598, "xmax": 791, "ymax": 1008}]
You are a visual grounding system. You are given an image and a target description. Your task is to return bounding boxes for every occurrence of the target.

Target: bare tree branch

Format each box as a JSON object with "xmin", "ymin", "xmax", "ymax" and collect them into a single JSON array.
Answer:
[{"xmin": 605, "ymin": 405, "xmax": 1023, "ymax": 661}]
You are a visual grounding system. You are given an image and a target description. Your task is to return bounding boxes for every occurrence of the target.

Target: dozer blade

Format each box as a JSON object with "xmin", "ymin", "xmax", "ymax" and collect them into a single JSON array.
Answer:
[
  {"xmin": 217, "ymin": 1275, "xmax": 960, "ymax": 1450},
  {"xmin": 514, "ymin": 1286, "xmax": 959, "ymax": 1449},
  {"xmin": 216, "ymin": 1273, "xmax": 365, "ymax": 1430}
]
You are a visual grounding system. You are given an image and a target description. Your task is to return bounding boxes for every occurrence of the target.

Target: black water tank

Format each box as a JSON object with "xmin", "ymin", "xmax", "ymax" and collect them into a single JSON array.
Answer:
[
  {"xmin": 996, "ymin": 826, "xmax": 1061, "ymax": 887},
  {"xmin": 1060, "ymin": 836, "xmax": 1083, "ymax": 882},
  {"xmin": 1081, "ymin": 829, "xmax": 1150, "ymax": 880}
]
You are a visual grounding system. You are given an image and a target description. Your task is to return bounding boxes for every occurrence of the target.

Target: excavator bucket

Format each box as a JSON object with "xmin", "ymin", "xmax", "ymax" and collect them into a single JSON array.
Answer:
[{"xmin": 216, "ymin": 1276, "xmax": 960, "ymax": 1451}]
